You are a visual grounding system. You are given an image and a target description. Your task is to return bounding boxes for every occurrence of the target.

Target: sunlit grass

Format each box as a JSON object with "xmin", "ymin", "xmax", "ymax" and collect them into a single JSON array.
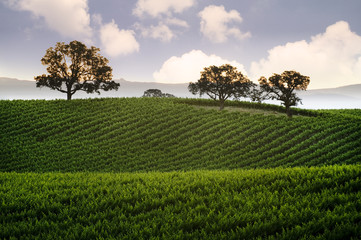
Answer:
[{"xmin": 1, "ymin": 165, "xmax": 361, "ymax": 239}]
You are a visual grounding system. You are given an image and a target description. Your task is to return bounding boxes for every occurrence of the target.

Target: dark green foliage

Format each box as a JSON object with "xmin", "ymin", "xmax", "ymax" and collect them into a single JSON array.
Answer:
[
  {"xmin": 188, "ymin": 64, "xmax": 254, "ymax": 110},
  {"xmin": 258, "ymin": 71, "xmax": 310, "ymax": 117},
  {"xmin": 142, "ymin": 89, "xmax": 175, "ymax": 98},
  {"xmin": 35, "ymin": 40, "xmax": 120, "ymax": 100},
  {"xmin": 1, "ymin": 166, "xmax": 361, "ymax": 239},
  {"xmin": 0, "ymin": 98, "xmax": 360, "ymax": 172}
]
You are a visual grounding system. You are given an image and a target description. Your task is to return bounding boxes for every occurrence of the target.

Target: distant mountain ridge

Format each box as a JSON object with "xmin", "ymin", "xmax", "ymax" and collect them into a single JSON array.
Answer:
[
  {"xmin": 1, "ymin": 77, "xmax": 360, "ymax": 109},
  {"xmin": 0, "ymin": 77, "xmax": 192, "ymax": 99},
  {"xmin": 297, "ymin": 84, "xmax": 361, "ymax": 109}
]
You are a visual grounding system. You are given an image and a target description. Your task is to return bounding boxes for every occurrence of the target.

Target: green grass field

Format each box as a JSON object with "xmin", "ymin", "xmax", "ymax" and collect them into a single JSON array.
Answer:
[{"xmin": 1, "ymin": 98, "xmax": 361, "ymax": 239}]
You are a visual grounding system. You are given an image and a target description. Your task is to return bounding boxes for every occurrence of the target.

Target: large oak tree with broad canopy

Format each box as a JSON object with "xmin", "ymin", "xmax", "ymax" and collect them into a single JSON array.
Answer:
[
  {"xmin": 188, "ymin": 64, "xmax": 254, "ymax": 110},
  {"xmin": 258, "ymin": 70, "xmax": 310, "ymax": 117},
  {"xmin": 35, "ymin": 40, "xmax": 119, "ymax": 100}
]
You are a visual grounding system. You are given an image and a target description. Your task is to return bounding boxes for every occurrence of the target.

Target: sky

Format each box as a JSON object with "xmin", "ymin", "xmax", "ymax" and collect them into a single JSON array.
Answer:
[{"xmin": 1, "ymin": 0, "xmax": 361, "ymax": 89}]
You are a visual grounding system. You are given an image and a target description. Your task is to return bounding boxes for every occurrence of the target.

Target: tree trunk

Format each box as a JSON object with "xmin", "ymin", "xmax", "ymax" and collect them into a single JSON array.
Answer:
[
  {"xmin": 285, "ymin": 105, "xmax": 292, "ymax": 118},
  {"xmin": 67, "ymin": 91, "xmax": 72, "ymax": 100},
  {"xmin": 219, "ymin": 100, "xmax": 225, "ymax": 110}
]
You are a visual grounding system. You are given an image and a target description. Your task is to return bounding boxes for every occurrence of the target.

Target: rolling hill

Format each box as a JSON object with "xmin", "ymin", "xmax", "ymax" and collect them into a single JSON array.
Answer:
[
  {"xmin": 1, "ymin": 98, "xmax": 360, "ymax": 172},
  {"xmin": 1, "ymin": 98, "xmax": 361, "ymax": 239}
]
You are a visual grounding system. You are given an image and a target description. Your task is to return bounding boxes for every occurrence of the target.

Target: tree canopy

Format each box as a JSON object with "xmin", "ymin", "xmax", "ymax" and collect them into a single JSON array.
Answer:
[
  {"xmin": 258, "ymin": 70, "xmax": 310, "ymax": 117},
  {"xmin": 142, "ymin": 89, "xmax": 175, "ymax": 98},
  {"xmin": 35, "ymin": 40, "xmax": 119, "ymax": 100},
  {"xmin": 188, "ymin": 64, "xmax": 253, "ymax": 110}
]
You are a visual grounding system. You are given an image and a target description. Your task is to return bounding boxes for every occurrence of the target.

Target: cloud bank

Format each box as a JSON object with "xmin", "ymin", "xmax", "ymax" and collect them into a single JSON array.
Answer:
[
  {"xmin": 153, "ymin": 50, "xmax": 247, "ymax": 83},
  {"xmin": 100, "ymin": 20, "xmax": 140, "ymax": 57},
  {"xmin": 4, "ymin": 0, "xmax": 92, "ymax": 41},
  {"xmin": 4, "ymin": 0, "xmax": 141, "ymax": 57},
  {"xmin": 199, "ymin": 5, "xmax": 251, "ymax": 43},
  {"xmin": 250, "ymin": 21, "xmax": 361, "ymax": 89}
]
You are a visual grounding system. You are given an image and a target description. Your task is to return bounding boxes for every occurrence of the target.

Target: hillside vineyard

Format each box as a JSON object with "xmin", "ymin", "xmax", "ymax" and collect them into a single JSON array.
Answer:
[
  {"xmin": 1, "ymin": 166, "xmax": 361, "ymax": 239},
  {"xmin": 1, "ymin": 98, "xmax": 361, "ymax": 239},
  {"xmin": 0, "ymin": 98, "xmax": 360, "ymax": 172}
]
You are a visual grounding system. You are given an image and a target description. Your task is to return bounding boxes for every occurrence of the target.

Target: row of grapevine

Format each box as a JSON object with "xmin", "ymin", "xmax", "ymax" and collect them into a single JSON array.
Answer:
[
  {"xmin": 1, "ymin": 98, "xmax": 360, "ymax": 172},
  {"xmin": 1, "ymin": 165, "xmax": 360, "ymax": 239}
]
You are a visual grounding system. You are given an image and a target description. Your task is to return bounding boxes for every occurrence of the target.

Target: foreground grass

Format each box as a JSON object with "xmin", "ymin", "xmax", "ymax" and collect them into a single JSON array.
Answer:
[{"xmin": 1, "ymin": 165, "xmax": 361, "ymax": 239}]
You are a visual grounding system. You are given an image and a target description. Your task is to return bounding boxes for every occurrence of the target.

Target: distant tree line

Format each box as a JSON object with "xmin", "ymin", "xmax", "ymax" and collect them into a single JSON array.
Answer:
[
  {"xmin": 188, "ymin": 64, "xmax": 310, "ymax": 117},
  {"xmin": 35, "ymin": 41, "xmax": 310, "ymax": 117},
  {"xmin": 142, "ymin": 89, "xmax": 175, "ymax": 98}
]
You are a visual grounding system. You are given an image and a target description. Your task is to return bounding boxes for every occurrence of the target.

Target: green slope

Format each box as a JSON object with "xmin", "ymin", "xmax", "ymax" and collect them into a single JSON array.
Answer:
[
  {"xmin": 1, "ymin": 98, "xmax": 361, "ymax": 239},
  {"xmin": 0, "ymin": 98, "xmax": 360, "ymax": 172},
  {"xmin": 1, "ymin": 166, "xmax": 361, "ymax": 239}
]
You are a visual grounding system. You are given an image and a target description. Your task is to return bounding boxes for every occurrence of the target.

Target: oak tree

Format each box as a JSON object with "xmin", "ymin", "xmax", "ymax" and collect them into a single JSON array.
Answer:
[
  {"xmin": 188, "ymin": 64, "xmax": 253, "ymax": 110},
  {"xmin": 259, "ymin": 70, "xmax": 310, "ymax": 117},
  {"xmin": 35, "ymin": 40, "xmax": 119, "ymax": 100},
  {"xmin": 142, "ymin": 89, "xmax": 175, "ymax": 98}
]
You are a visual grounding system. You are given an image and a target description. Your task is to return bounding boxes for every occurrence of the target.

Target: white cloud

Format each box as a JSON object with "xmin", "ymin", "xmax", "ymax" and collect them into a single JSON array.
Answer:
[
  {"xmin": 4, "ymin": 0, "xmax": 92, "ymax": 40},
  {"xmin": 198, "ymin": 5, "xmax": 251, "ymax": 43},
  {"xmin": 153, "ymin": 50, "xmax": 247, "ymax": 83},
  {"xmin": 91, "ymin": 13, "xmax": 103, "ymax": 26},
  {"xmin": 100, "ymin": 20, "xmax": 140, "ymax": 57},
  {"xmin": 133, "ymin": 0, "xmax": 195, "ymax": 18},
  {"xmin": 250, "ymin": 21, "xmax": 361, "ymax": 89},
  {"xmin": 133, "ymin": 0, "xmax": 191, "ymax": 42},
  {"xmin": 165, "ymin": 17, "xmax": 189, "ymax": 28},
  {"xmin": 135, "ymin": 17, "xmax": 188, "ymax": 42},
  {"xmin": 137, "ymin": 23, "xmax": 174, "ymax": 42}
]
